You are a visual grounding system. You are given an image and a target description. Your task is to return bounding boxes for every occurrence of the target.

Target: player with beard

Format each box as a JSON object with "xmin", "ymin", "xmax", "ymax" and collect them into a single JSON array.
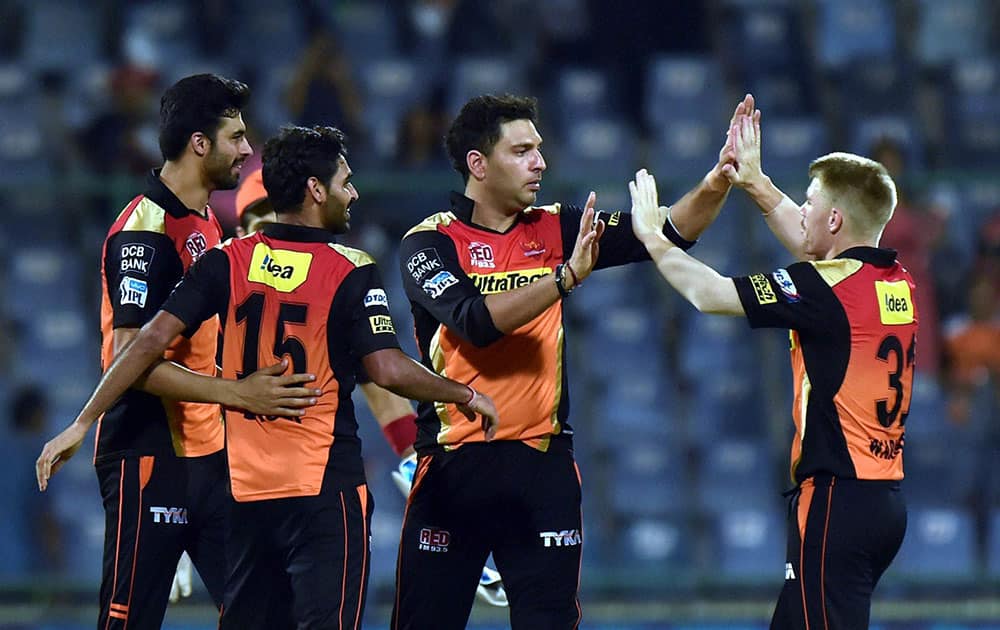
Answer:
[{"xmin": 36, "ymin": 74, "xmax": 319, "ymax": 629}]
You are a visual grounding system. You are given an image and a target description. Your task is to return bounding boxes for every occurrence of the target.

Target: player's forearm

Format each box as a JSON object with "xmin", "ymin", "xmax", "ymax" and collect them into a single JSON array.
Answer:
[
  {"xmin": 136, "ymin": 361, "xmax": 234, "ymax": 407},
  {"xmin": 359, "ymin": 382, "xmax": 415, "ymax": 426},
  {"xmin": 366, "ymin": 350, "xmax": 473, "ymax": 404},
  {"xmin": 665, "ymin": 172, "xmax": 732, "ymax": 241},
  {"xmin": 75, "ymin": 328, "xmax": 175, "ymax": 430},
  {"xmin": 641, "ymin": 234, "xmax": 744, "ymax": 316},
  {"xmin": 483, "ymin": 271, "xmax": 565, "ymax": 335},
  {"xmin": 743, "ymin": 175, "xmax": 807, "ymax": 260}
]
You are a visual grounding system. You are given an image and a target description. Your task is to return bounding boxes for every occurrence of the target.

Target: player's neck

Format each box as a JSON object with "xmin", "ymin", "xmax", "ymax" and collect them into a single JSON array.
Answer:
[
  {"xmin": 464, "ymin": 184, "xmax": 520, "ymax": 232},
  {"xmin": 159, "ymin": 161, "xmax": 210, "ymax": 216}
]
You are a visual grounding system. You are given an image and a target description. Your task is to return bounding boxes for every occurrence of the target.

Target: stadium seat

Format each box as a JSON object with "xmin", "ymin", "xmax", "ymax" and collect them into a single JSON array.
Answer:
[
  {"xmin": 694, "ymin": 439, "xmax": 779, "ymax": 515},
  {"xmin": 357, "ymin": 58, "xmax": 427, "ymax": 159},
  {"xmin": 988, "ymin": 510, "xmax": 1000, "ymax": 579},
  {"xmin": 608, "ymin": 442, "xmax": 690, "ymax": 516},
  {"xmin": 893, "ymin": 507, "xmax": 977, "ymax": 579},
  {"xmin": 23, "ymin": 0, "xmax": 101, "ymax": 71},
  {"xmin": 945, "ymin": 58, "xmax": 1000, "ymax": 168},
  {"xmin": 447, "ymin": 58, "xmax": 524, "ymax": 117},
  {"xmin": 617, "ymin": 514, "xmax": 693, "ymax": 570},
  {"xmin": 555, "ymin": 116, "xmax": 637, "ymax": 182},
  {"xmin": 555, "ymin": 67, "xmax": 615, "ymax": 126},
  {"xmin": 712, "ymin": 507, "xmax": 785, "ymax": 582},
  {"xmin": 651, "ymin": 118, "xmax": 722, "ymax": 186},
  {"xmin": 644, "ymin": 55, "xmax": 725, "ymax": 129},
  {"xmin": 915, "ymin": 0, "xmax": 990, "ymax": 68},
  {"xmin": 331, "ymin": 2, "xmax": 399, "ymax": 60},
  {"xmin": 814, "ymin": 0, "xmax": 896, "ymax": 70},
  {"xmin": 849, "ymin": 115, "xmax": 924, "ymax": 174},
  {"xmin": 760, "ymin": 117, "xmax": 828, "ymax": 184}
]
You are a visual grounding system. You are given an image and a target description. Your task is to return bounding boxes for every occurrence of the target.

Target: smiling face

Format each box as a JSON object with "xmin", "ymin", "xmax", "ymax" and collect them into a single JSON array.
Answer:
[
  {"xmin": 481, "ymin": 119, "xmax": 546, "ymax": 212},
  {"xmin": 204, "ymin": 113, "xmax": 252, "ymax": 190},
  {"xmin": 800, "ymin": 177, "xmax": 837, "ymax": 260},
  {"xmin": 321, "ymin": 154, "xmax": 358, "ymax": 233}
]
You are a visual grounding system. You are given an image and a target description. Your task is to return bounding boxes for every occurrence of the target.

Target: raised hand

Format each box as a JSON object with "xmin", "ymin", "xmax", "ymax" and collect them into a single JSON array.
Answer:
[
  {"xmin": 629, "ymin": 169, "xmax": 667, "ymax": 244},
  {"xmin": 721, "ymin": 109, "xmax": 764, "ymax": 188},
  {"xmin": 707, "ymin": 94, "xmax": 756, "ymax": 189},
  {"xmin": 565, "ymin": 191, "xmax": 606, "ymax": 288}
]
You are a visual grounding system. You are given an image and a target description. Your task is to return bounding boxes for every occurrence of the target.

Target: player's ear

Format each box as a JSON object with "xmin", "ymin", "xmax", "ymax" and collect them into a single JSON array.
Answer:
[
  {"xmin": 190, "ymin": 132, "xmax": 210, "ymax": 158},
  {"xmin": 829, "ymin": 207, "xmax": 843, "ymax": 234},
  {"xmin": 306, "ymin": 176, "xmax": 326, "ymax": 205},
  {"xmin": 467, "ymin": 150, "xmax": 486, "ymax": 182}
]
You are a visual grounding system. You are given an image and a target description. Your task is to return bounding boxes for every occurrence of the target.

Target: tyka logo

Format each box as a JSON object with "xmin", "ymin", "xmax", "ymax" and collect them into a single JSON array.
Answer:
[
  {"xmin": 538, "ymin": 529, "xmax": 582, "ymax": 548},
  {"xmin": 150, "ymin": 506, "xmax": 188, "ymax": 524}
]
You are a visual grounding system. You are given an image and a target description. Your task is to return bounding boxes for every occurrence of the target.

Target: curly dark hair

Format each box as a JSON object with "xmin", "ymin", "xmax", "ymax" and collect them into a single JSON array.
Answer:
[
  {"xmin": 445, "ymin": 94, "xmax": 538, "ymax": 182},
  {"xmin": 261, "ymin": 125, "xmax": 348, "ymax": 213},
  {"xmin": 159, "ymin": 73, "xmax": 250, "ymax": 161}
]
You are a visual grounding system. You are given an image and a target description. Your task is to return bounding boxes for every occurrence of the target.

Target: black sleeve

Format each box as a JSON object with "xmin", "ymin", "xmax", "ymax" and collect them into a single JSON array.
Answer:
[
  {"xmin": 733, "ymin": 262, "xmax": 839, "ymax": 335},
  {"xmin": 399, "ymin": 229, "xmax": 504, "ymax": 347},
  {"xmin": 105, "ymin": 231, "xmax": 183, "ymax": 328},
  {"xmin": 329, "ymin": 263, "xmax": 402, "ymax": 362},
  {"xmin": 558, "ymin": 204, "xmax": 697, "ymax": 270},
  {"xmin": 161, "ymin": 248, "xmax": 231, "ymax": 333}
]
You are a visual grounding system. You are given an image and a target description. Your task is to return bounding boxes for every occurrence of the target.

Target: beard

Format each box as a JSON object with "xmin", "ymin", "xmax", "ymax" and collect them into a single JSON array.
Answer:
[{"xmin": 205, "ymin": 147, "xmax": 240, "ymax": 190}]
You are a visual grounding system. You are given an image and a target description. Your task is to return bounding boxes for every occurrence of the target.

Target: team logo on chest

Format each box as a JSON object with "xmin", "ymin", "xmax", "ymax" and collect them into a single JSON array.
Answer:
[
  {"xmin": 468, "ymin": 242, "xmax": 496, "ymax": 269},
  {"xmin": 519, "ymin": 237, "xmax": 546, "ymax": 257}
]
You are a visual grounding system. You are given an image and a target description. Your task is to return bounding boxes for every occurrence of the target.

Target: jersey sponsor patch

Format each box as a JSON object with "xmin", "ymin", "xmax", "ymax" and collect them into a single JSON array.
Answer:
[
  {"xmin": 364, "ymin": 288, "xmax": 388, "ymax": 309},
  {"xmin": 749, "ymin": 274, "xmax": 777, "ymax": 305},
  {"xmin": 772, "ymin": 268, "xmax": 800, "ymax": 302},
  {"xmin": 422, "ymin": 270, "xmax": 458, "ymax": 298},
  {"xmin": 369, "ymin": 314, "xmax": 395, "ymax": 334},
  {"xmin": 468, "ymin": 267, "xmax": 550, "ymax": 294},
  {"xmin": 247, "ymin": 243, "xmax": 312, "ymax": 292},
  {"xmin": 119, "ymin": 276, "xmax": 149, "ymax": 307},
  {"xmin": 875, "ymin": 280, "xmax": 913, "ymax": 324},
  {"xmin": 406, "ymin": 248, "xmax": 444, "ymax": 283},
  {"xmin": 184, "ymin": 231, "xmax": 208, "ymax": 260},
  {"xmin": 468, "ymin": 241, "xmax": 496, "ymax": 269},
  {"xmin": 119, "ymin": 243, "xmax": 155, "ymax": 275},
  {"xmin": 606, "ymin": 211, "xmax": 621, "ymax": 227}
]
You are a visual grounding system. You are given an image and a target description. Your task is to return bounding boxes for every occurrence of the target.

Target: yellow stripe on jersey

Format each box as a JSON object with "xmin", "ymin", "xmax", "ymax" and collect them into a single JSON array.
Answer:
[
  {"xmin": 428, "ymin": 325, "xmax": 454, "ymax": 445},
  {"xmin": 875, "ymin": 280, "xmax": 914, "ymax": 325},
  {"xmin": 810, "ymin": 258, "xmax": 864, "ymax": 287},
  {"xmin": 247, "ymin": 243, "xmax": 313, "ymax": 292},
  {"xmin": 329, "ymin": 244, "xmax": 375, "ymax": 267},
  {"xmin": 404, "ymin": 212, "xmax": 456, "ymax": 238},
  {"xmin": 122, "ymin": 197, "xmax": 167, "ymax": 233},
  {"xmin": 525, "ymin": 203, "xmax": 562, "ymax": 215}
]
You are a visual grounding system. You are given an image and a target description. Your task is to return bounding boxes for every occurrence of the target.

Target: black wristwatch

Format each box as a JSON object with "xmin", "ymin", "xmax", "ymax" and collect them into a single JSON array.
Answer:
[{"xmin": 554, "ymin": 263, "xmax": 574, "ymax": 298}]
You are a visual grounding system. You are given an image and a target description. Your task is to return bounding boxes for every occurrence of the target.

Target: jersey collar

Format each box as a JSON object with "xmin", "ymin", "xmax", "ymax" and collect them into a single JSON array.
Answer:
[
  {"xmin": 261, "ymin": 223, "xmax": 339, "ymax": 243},
  {"xmin": 449, "ymin": 191, "xmax": 524, "ymax": 234},
  {"xmin": 145, "ymin": 169, "xmax": 212, "ymax": 220},
  {"xmin": 836, "ymin": 246, "xmax": 898, "ymax": 267}
]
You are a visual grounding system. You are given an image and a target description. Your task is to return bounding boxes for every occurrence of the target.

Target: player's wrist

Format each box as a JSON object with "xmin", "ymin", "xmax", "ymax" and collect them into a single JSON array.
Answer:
[{"xmin": 381, "ymin": 412, "xmax": 417, "ymax": 457}]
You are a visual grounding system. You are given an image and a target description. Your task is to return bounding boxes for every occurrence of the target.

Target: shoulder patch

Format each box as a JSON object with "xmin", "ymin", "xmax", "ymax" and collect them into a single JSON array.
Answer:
[
  {"xmin": 329, "ymin": 244, "xmax": 375, "ymax": 268},
  {"xmin": 525, "ymin": 203, "xmax": 561, "ymax": 215},
  {"xmin": 809, "ymin": 259, "xmax": 864, "ymax": 287},
  {"xmin": 403, "ymin": 212, "xmax": 456, "ymax": 239},
  {"xmin": 122, "ymin": 197, "xmax": 167, "ymax": 234}
]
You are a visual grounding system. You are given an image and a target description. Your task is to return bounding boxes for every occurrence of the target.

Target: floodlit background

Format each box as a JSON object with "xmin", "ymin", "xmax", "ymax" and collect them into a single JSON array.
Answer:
[{"xmin": 0, "ymin": 1, "xmax": 997, "ymax": 628}]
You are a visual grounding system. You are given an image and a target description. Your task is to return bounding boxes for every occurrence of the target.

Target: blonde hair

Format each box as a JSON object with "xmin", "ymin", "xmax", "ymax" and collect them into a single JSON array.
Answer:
[{"xmin": 808, "ymin": 152, "xmax": 898, "ymax": 238}]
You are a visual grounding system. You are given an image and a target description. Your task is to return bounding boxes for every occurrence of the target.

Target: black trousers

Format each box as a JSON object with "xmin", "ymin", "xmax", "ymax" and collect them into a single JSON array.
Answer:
[
  {"xmin": 392, "ymin": 439, "xmax": 583, "ymax": 630},
  {"xmin": 771, "ymin": 475, "xmax": 906, "ymax": 630},
  {"xmin": 96, "ymin": 451, "xmax": 229, "ymax": 630},
  {"xmin": 220, "ymin": 484, "xmax": 373, "ymax": 630}
]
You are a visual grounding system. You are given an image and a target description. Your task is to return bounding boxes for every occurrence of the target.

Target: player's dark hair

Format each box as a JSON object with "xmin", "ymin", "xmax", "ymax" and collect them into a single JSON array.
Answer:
[
  {"xmin": 159, "ymin": 74, "xmax": 250, "ymax": 161},
  {"xmin": 261, "ymin": 125, "xmax": 348, "ymax": 214},
  {"xmin": 445, "ymin": 94, "xmax": 538, "ymax": 182}
]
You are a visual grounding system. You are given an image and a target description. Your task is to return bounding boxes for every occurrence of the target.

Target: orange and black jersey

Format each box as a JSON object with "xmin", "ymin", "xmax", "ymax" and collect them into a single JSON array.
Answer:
[
  {"xmin": 733, "ymin": 246, "xmax": 919, "ymax": 484},
  {"xmin": 162, "ymin": 223, "xmax": 401, "ymax": 502},
  {"xmin": 400, "ymin": 191, "xmax": 695, "ymax": 453},
  {"xmin": 96, "ymin": 170, "xmax": 223, "ymax": 465}
]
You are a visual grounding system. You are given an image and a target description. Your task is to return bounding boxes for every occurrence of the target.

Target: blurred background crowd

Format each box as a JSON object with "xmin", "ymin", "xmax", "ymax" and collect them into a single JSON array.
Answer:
[{"xmin": 0, "ymin": 0, "xmax": 998, "ymax": 626}]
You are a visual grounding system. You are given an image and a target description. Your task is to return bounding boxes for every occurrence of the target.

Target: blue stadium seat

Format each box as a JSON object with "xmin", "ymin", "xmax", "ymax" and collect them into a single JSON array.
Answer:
[
  {"xmin": 447, "ymin": 58, "xmax": 524, "ymax": 117},
  {"xmin": 331, "ymin": 2, "xmax": 399, "ymax": 60},
  {"xmin": 123, "ymin": 3, "xmax": 198, "ymax": 71},
  {"xmin": 357, "ymin": 59, "xmax": 427, "ymax": 160},
  {"xmin": 903, "ymin": 436, "xmax": 979, "ymax": 507},
  {"xmin": 608, "ymin": 442, "xmax": 690, "ymax": 516},
  {"xmin": 651, "ymin": 118, "xmax": 722, "ymax": 186},
  {"xmin": 0, "ymin": 101, "xmax": 51, "ymax": 187},
  {"xmin": 644, "ymin": 55, "xmax": 725, "ymax": 129},
  {"xmin": 722, "ymin": 3, "xmax": 807, "ymax": 78},
  {"xmin": 616, "ymin": 514, "xmax": 693, "ymax": 570},
  {"xmin": 712, "ymin": 507, "xmax": 785, "ymax": 582},
  {"xmin": 902, "ymin": 374, "xmax": 950, "ymax": 441},
  {"xmin": 988, "ymin": 510, "xmax": 1000, "ymax": 579},
  {"xmin": 23, "ymin": 0, "xmax": 101, "ymax": 71},
  {"xmin": 761, "ymin": 117, "xmax": 828, "ymax": 184},
  {"xmin": 555, "ymin": 67, "xmax": 615, "ymax": 126},
  {"xmin": 946, "ymin": 58, "xmax": 1000, "ymax": 168},
  {"xmin": 745, "ymin": 73, "xmax": 812, "ymax": 117},
  {"xmin": 850, "ymin": 115, "xmax": 924, "ymax": 174},
  {"xmin": 7, "ymin": 246, "xmax": 83, "ymax": 320},
  {"xmin": 893, "ymin": 507, "xmax": 977, "ymax": 579},
  {"xmin": 556, "ymin": 116, "xmax": 637, "ymax": 182},
  {"xmin": 915, "ymin": 0, "xmax": 990, "ymax": 68},
  {"xmin": 694, "ymin": 439, "xmax": 779, "ymax": 515},
  {"xmin": 814, "ymin": 0, "xmax": 896, "ymax": 70},
  {"xmin": 229, "ymin": 4, "xmax": 306, "ymax": 67}
]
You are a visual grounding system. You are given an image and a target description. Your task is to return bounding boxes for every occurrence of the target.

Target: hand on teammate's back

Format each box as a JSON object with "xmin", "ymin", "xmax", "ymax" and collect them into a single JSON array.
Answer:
[{"xmin": 457, "ymin": 390, "xmax": 500, "ymax": 441}]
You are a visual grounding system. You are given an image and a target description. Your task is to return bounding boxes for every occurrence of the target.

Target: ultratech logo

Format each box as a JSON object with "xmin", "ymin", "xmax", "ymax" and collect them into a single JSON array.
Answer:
[
  {"xmin": 468, "ymin": 267, "xmax": 550, "ymax": 295},
  {"xmin": 749, "ymin": 274, "xmax": 777, "ymax": 305},
  {"xmin": 369, "ymin": 314, "xmax": 395, "ymax": 334},
  {"xmin": 150, "ymin": 506, "xmax": 188, "ymax": 524},
  {"xmin": 418, "ymin": 527, "xmax": 450, "ymax": 552},
  {"xmin": 538, "ymin": 529, "xmax": 582, "ymax": 548}
]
